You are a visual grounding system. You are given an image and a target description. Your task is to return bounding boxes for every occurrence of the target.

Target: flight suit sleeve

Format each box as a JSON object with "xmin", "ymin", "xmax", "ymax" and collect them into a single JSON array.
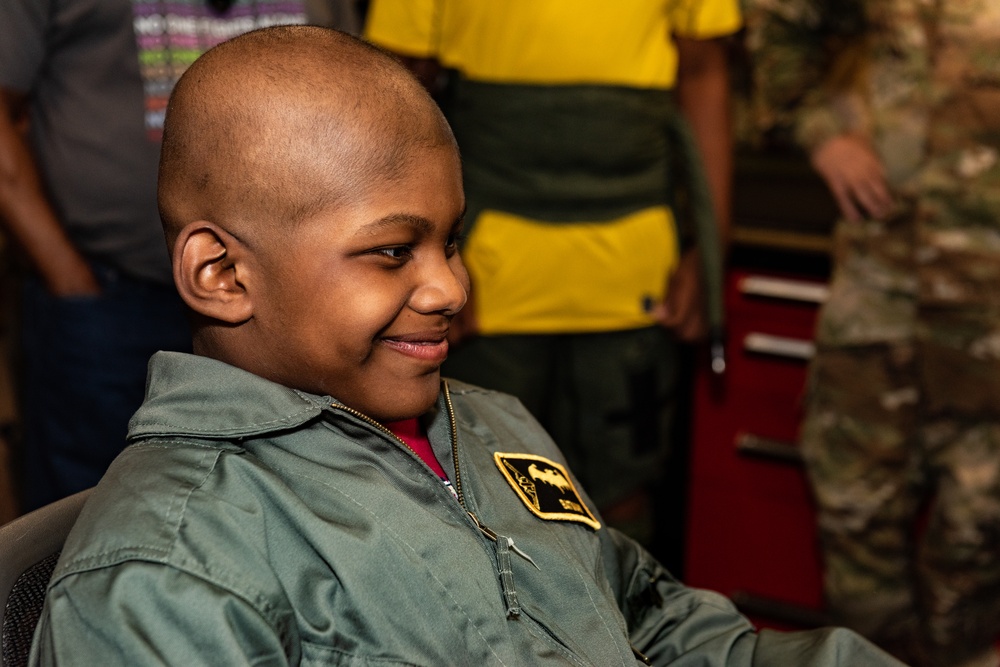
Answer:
[
  {"xmin": 29, "ymin": 562, "xmax": 295, "ymax": 666},
  {"xmin": 600, "ymin": 527, "xmax": 906, "ymax": 666}
]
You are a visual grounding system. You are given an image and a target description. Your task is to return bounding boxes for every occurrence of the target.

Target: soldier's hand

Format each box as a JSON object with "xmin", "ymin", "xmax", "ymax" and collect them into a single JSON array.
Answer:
[{"xmin": 811, "ymin": 133, "xmax": 894, "ymax": 222}]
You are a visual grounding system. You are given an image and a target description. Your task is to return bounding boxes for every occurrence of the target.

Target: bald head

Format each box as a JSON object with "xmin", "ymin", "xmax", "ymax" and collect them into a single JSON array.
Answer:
[{"xmin": 158, "ymin": 26, "xmax": 455, "ymax": 250}]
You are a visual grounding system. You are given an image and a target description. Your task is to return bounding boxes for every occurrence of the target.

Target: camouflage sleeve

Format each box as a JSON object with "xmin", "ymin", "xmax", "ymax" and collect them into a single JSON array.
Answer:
[{"xmin": 747, "ymin": 0, "xmax": 871, "ymax": 150}]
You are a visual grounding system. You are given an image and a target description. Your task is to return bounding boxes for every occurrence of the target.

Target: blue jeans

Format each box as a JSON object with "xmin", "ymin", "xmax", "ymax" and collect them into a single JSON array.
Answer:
[{"xmin": 19, "ymin": 264, "xmax": 191, "ymax": 511}]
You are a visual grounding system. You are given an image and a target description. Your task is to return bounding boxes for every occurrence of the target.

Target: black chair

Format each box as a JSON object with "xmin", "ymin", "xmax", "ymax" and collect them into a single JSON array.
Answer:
[{"xmin": 0, "ymin": 490, "xmax": 92, "ymax": 667}]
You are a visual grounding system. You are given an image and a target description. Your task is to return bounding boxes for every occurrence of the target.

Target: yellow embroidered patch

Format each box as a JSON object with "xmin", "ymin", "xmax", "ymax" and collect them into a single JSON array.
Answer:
[{"xmin": 493, "ymin": 453, "xmax": 601, "ymax": 530}]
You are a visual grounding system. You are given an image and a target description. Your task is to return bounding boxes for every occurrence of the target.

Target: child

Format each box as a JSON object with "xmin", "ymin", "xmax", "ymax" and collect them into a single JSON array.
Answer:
[{"xmin": 30, "ymin": 26, "xmax": 900, "ymax": 666}]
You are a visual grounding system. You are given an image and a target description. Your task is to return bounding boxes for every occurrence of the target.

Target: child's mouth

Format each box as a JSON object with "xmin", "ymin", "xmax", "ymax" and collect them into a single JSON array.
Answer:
[{"xmin": 380, "ymin": 334, "xmax": 450, "ymax": 363}]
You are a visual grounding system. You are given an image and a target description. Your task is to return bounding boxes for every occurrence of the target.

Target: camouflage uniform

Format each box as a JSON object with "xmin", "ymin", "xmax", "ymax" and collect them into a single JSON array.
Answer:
[{"xmin": 749, "ymin": 2, "xmax": 1000, "ymax": 665}]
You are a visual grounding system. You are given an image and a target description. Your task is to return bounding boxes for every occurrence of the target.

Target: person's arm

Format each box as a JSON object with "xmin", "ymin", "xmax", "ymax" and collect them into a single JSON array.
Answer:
[
  {"xmin": 748, "ymin": 0, "xmax": 889, "ymax": 221},
  {"xmin": 652, "ymin": 37, "xmax": 732, "ymax": 341},
  {"xmin": 600, "ymin": 527, "xmax": 906, "ymax": 665},
  {"xmin": 675, "ymin": 36, "xmax": 732, "ymax": 241},
  {"xmin": 0, "ymin": 88, "xmax": 99, "ymax": 295}
]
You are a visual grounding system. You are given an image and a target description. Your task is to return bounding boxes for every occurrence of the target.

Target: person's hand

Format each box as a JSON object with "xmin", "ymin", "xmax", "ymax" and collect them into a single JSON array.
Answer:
[
  {"xmin": 649, "ymin": 249, "xmax": 707, "ymax": 342},
  {"xmin": 810, "ymin": 133, "xmax": 894, "ymax": 221},
  {"xmin": 1, "ymin": 88, "xmax": 101, "ymax": 298},
  {"xmin": 44, "ymin": 251, "xmax": 101, "ymax": 297}
]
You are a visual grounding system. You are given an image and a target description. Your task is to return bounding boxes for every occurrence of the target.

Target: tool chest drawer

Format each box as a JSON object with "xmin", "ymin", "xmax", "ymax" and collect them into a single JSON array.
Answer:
[{"xmin": 684, "ymin": 267, "xmax": 830, "ymax": 627}]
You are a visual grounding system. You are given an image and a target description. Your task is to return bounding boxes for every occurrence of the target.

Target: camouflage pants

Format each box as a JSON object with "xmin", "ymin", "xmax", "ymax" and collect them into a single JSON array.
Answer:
[{"xmin": 801, "ymin": 193, "xmax": 1000, "ymax": 667}]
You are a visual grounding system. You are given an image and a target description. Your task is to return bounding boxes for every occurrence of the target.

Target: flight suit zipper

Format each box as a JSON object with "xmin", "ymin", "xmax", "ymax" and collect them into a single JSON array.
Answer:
[
  {"xmin": 330, "ymin": 381, "xmax": 537, "ymax": 616},
  {"xmin": 330, "ymin": 386, "xmax": 612, "ymax": 664}
]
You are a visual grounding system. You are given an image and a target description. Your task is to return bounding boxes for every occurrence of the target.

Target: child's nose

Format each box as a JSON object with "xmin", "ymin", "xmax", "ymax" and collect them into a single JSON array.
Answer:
[{"xmin": 410, "ymin": 257, "xmax": 469, "ymax": 316}]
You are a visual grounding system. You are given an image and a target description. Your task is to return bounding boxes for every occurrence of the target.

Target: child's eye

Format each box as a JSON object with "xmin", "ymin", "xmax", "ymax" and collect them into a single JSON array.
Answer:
[
  {"xmin": 371, "ymin": 245, "xmax": 412, "ymax": 261},
  {"xmin": 445, "ymin": 231, "xmax": 466, "ymax": 253}
]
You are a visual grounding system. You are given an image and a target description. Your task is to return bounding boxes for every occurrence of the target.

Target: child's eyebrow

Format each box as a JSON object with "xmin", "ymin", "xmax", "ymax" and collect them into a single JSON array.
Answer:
[{"xmin": 356, "ymin": 213, "xmax": 434, "ymax": 236}]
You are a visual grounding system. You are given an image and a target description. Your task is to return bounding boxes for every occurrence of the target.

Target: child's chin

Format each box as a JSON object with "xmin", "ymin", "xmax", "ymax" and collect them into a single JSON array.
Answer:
[{"xmin": 375, "ymin": 381, "xmax": 440, "ymax": 422}]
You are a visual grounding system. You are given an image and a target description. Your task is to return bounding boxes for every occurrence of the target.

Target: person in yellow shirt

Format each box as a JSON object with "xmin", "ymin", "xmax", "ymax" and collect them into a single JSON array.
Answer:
[{"xmin": 366, "ymin": 0, "xmax": 739, "ymax": 545}]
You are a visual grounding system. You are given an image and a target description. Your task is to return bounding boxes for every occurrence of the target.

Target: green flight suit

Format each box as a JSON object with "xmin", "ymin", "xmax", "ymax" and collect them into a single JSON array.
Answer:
[{"xmin": 30, "ymin": 352, "xmax": 900, "ymax": 666}]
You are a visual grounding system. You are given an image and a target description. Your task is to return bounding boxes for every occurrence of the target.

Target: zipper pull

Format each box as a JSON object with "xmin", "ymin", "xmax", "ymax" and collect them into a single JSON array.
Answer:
[
  {"xmin": 632, "ymin": 645, "xmax": 653, "ymax": 665},
  {"xmin": 467, "ymin": 512, "xmax": 539, "ymax": 619},
  {"xmin": 442, "ymin": 479, "xmax": 460, "ymax": 502},
  {"xmin": 496, "ymin": 534, "xmax": 520, "ymax": 618},
  {"xmin": 468, "ymin": 512, "xmax": 540, "ymax": 570}
]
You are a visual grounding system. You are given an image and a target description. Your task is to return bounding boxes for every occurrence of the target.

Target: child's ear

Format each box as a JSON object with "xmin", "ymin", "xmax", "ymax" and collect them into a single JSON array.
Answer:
[{"xmin": 173, "ymin": 221, "xmax": 254, "ymax": 324}]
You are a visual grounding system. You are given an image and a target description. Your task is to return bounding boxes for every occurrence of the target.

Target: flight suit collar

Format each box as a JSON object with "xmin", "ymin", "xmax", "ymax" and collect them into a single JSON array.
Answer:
[{"xmin": 127, "ymin": 351, "xmax": 332, "ymax": 441}]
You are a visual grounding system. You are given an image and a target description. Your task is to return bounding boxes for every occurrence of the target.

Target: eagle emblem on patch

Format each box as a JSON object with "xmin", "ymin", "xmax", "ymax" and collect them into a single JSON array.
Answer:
[{"xmin": 493, "ymin": 453, "xmax": 601, "ymax": 530}]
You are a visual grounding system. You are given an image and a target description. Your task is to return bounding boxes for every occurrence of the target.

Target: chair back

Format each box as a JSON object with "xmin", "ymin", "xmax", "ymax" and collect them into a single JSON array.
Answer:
[{"xmin": 0, "ymin": 490, "xmax": 92, "ymax": 667}]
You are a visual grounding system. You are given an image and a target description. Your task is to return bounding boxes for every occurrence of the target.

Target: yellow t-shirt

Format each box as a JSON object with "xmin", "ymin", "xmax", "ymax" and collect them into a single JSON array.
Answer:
[
  {"xmin": 462, "ymin": 207, "xmax": 681, "ymax": 333},
  {"xmin": 366, "ymin": 0, "xmax": 741, "ymax": 88},
  {"xmin": 366, "ymin": 0, "xmax": 741, "ymax": 334}
]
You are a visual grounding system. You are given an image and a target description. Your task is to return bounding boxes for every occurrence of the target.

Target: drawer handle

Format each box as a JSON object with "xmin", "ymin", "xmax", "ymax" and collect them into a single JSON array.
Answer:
[
  {"xmin": 735, "ymin": 433, "xmax": 803, "ymax": 465},
  {"xmin": 739, "ymin": 275, "xmax": 829, "ymax": 304},
  {"xmin": 743, "ymin": 333, "xmax": 815, "ymax": 360}
]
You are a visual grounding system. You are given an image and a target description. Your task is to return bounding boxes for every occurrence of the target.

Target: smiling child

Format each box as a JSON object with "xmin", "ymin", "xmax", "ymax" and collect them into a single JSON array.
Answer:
[{"xmin": 28, "ymin": 26, "xmax": 902, "ymax": 666}]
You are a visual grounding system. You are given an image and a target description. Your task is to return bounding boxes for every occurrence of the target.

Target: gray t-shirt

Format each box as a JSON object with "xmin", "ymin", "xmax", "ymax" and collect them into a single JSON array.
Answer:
[{"xmin": 0, "ymin": 0, "xmax": 306, "ymax": 284}]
